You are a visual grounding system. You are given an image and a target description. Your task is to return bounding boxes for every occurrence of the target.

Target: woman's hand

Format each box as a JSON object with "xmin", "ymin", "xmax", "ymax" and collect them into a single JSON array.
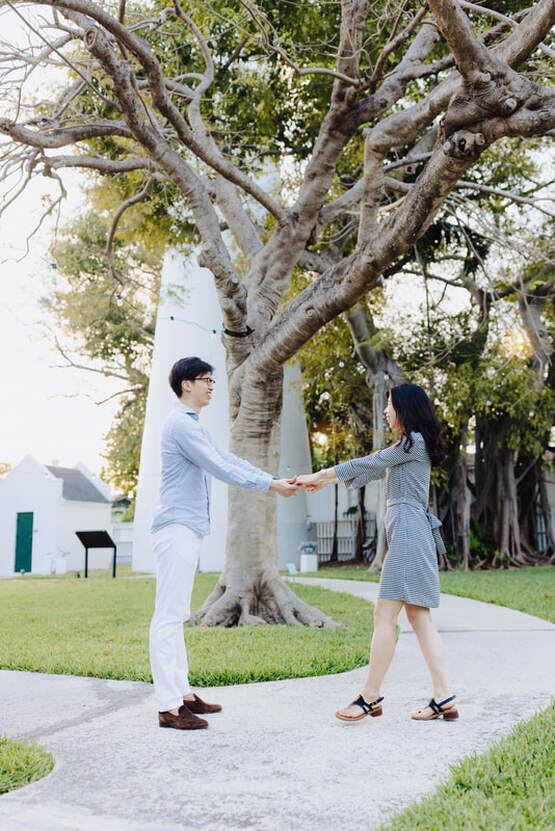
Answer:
[
  {"xmin": 269, "ymin": 477, "xmax": 298, "ymax": 497},
  {"xmin": 296, "ymin": 469, "xmax": 337, "ymax": 492}
]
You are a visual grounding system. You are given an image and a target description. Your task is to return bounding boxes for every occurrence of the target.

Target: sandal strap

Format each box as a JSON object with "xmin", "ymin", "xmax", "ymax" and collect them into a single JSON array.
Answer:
[
  {"xmin": 429, "ymin": 695, "xmax": 455, "ymax": 714},
  {"xmin": 351, "ymin": 694, "xmax": 384, "ymax": 714}
]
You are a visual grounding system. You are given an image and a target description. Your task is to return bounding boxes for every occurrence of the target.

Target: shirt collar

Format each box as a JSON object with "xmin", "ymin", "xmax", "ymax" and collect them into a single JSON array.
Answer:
[{"xmin": 177, "ymin": 402, "xmax": 200, "ymax": 422}]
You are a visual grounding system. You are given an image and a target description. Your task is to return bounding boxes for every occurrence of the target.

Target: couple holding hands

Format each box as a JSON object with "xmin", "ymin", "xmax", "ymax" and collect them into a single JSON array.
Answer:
[{"xmin": 150, "ymin": 357, "xmax": 457, "ymax": 731}]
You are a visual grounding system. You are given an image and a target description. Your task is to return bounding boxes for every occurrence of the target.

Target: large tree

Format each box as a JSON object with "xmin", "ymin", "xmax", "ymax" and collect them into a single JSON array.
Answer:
[{"xmin": 1, "ymin": 0, "xmax": 553, "ymax": 625}]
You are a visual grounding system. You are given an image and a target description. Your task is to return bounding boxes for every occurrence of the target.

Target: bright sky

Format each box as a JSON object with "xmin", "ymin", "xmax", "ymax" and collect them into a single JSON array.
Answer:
[{"xmin": 0, "ymin": 8, "xmax": 122, "ymax": 475}]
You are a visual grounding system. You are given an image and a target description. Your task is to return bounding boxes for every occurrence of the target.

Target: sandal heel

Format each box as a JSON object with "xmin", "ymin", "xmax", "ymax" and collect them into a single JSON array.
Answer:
[
  {"xmin": 370, "ymin": 708, "xmax": 382, "ymax": 718},
  {"xmin": 442, "ymin": 708, "xmax": 459, "ymax": 720}
]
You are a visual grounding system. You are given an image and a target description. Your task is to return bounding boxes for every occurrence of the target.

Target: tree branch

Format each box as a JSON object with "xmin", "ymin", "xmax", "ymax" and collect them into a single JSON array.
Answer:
[
  {"xmin": 358, "ymin": 135, "xmax": 383, "ymax": 243},
  {"xmin": 237, "ymin": 0, "xmax": 360, "ymax": 86},
  {"xmin": 459, "ymin": 1, "xmax": 555, "ymax": 60},
  {"xmin": 427, "ymin": 0, "xmax": 499, "ymax": 79},
  {"xmin": 0, "ymin": 120, "xmax": 134, "ymax": 148},
  {"xmin": 105, "ymin": 178, "xmax": 154, "ymax": 286},
  {"xmin": 45, "ymin": 154, "xmax": 162, "ymax": 175}
]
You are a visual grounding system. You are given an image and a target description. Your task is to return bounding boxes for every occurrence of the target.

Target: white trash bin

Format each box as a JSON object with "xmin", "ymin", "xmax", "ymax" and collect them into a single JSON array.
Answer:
[{"xmin": 298, "ymin": 542, "xmax": 318, "ymax": 573}]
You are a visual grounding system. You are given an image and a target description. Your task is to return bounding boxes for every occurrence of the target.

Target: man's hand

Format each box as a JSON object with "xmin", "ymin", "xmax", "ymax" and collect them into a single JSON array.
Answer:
[{"xmin": 270, "ymin": 477, "xmax": 298, "ymax": 498}]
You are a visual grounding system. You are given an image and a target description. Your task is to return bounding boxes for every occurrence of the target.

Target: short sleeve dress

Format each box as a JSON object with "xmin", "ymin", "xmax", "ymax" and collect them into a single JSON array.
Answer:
[{"xmin": 334, "ymin": 433, "xmax": 443, "ymax": 608}]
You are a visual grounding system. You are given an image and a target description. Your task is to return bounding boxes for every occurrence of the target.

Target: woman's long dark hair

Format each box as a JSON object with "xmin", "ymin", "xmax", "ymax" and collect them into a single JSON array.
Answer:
[{"xmin": 390, "ymin": 384, "xmax": 446, "ymax": 467}]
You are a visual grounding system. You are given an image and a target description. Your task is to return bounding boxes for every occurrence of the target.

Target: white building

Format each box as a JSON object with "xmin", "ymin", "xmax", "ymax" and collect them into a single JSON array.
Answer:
[
  {"xmin": 0, "ymin": 455, "xmax": 113, "ymax": 576},
  {"xmin": 132, "ymin": 252, "xmax": 314, "ymax": 574}
]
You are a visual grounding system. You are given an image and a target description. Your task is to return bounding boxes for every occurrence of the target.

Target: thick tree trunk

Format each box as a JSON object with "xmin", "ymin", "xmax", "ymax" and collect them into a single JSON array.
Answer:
[
  {"xmin": 437, "ymin": 428, "xmax": 470, "ymax": 569},
  {"xmin": 191, "ymin": 371, "xmax": 338, "ymax": 627},
  {"xmin": 331, "ymin": 482, "xmax": 339, "ymax": 562},
  {"xmin": 368, "ymin": 368, "xmax": 389, "ymax": 571},
  {"xmin": 457, "ymin": 441, "xmax": 471, "ymax": 570},
  {"xmin": 354, "ymin": 485, "xmax": 366, "ymax": 562},
  {"xmin": 475, "ymin": 420, "xmax": 546, "ymax": 567}
]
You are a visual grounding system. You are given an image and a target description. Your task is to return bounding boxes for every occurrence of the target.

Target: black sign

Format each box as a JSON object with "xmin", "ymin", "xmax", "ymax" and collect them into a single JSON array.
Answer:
[{"xmin": 75, "ymin": 530, "xmax": 117, "ymax": 578}]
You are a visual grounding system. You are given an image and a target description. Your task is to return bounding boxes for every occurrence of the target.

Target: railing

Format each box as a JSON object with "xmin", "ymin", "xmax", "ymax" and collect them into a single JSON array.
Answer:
[
  {"xmin": 110, "ymin": 522, "xmax": 134, "ymax": 564},
  {"xmin": 315, "ymin": 515, "xmax": 376, "ymax": 563}
]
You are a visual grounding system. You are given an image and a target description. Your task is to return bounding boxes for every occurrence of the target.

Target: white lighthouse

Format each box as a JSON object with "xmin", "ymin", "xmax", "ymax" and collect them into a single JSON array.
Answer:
[{"xmin": 132, "ymin": 250, "xmax": 313, "ymax": 574}]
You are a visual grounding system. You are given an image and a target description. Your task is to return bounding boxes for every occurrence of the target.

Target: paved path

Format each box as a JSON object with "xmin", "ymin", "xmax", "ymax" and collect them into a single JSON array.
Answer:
[{"xmin": 1, "ymin": 578, "xmax": 553, "ymax": 831}]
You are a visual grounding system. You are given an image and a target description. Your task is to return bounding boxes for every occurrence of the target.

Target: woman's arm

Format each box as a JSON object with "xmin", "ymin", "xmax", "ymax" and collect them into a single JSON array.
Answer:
[{"xmin": 335, "ymin": 436, "xmax": 427, "ymax": 489}]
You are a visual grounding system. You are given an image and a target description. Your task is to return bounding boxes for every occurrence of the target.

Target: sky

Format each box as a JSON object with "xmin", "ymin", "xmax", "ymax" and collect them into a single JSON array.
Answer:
[
  {"xmin": 0, "ymin": 172, "xmax": 123, "ymax": 474},
  {"xmin": 0, "ymin": 7, "xmax": 122, "ymax": 475}
]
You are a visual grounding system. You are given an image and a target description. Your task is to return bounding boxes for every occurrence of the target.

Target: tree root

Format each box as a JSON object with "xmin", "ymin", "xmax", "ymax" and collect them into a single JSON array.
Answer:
[{"xmin": 188, "ymin": 575, "xmax": 340, "ymax": 628}]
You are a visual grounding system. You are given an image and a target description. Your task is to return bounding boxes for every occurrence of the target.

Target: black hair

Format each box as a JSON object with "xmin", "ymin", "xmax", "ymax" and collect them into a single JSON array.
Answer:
[
  {"xmin": 169, "ymin": 356, "xmax": 214, "ymax": 398},
  {"xmin": 390, "ymin": 383, "xmax": 446, "ymax": 467}
]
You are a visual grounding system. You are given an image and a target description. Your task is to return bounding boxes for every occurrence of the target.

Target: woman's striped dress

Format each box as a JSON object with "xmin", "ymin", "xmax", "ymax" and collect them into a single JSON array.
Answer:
[{"xmin": 334, "ymin": 432, "xmax": 443, "ymax": 608}]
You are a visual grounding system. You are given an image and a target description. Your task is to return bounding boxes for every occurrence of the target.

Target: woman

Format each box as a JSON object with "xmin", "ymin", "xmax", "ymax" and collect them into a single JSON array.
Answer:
[{"xmin": 296, "ymin": 384, "xmax": 458, "ymax": 723}]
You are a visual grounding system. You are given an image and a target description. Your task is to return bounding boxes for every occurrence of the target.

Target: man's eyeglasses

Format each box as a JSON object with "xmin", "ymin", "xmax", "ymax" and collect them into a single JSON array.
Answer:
[{"xmin": 195, "ymin": 376, "xmax": 216, "ymax": 387}]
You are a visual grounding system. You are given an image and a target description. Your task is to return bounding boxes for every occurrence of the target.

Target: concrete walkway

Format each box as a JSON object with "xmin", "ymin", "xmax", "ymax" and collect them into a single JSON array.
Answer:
[{"xmin": 1, "ymin": 578, "xmax": 553, "ymax": 831}]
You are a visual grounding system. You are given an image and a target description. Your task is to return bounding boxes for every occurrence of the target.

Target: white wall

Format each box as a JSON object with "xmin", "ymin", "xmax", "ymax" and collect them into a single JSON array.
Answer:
[
  {"xmin": 132, "ymin": 251, "xmax": 316, "ymax": 573},
  {"xmin": 132, "ymin": 251, "xmax": 229, "ymax": 574},
  {"xmin": 277, "ymin": 364, "xmax": 312, "ymax": 567},
  {"xmin": 0, "ymin": 456, "xmax": 60, "ymax": 576},
  {"xmin": 58, "ymin": 501, "xmax": 114, "ymax": 572}
]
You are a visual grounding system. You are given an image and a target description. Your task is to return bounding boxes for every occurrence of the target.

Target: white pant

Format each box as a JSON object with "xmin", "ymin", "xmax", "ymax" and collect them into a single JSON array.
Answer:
[{"xmin": 149, "ymin": 523, "xmax": 202, "ymax": 712}]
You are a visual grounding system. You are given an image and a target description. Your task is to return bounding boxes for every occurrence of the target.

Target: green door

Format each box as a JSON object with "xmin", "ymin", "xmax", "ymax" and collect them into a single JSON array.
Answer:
[{"xmin": 14, "ymin": 512, "xmax": 33, "ymax": 572}]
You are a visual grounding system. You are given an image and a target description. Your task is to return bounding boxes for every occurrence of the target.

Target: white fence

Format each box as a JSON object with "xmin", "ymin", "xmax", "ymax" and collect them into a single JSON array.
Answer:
[
  {"xmin": 111, "ymin": 517, "xmax": 379, "ymax": 568},
  {"xmin": 111, "ymin": 522, "xmax": 134, "ymax": 564},
  {"xmin": 315, "ymin": 515, "xmax": 376, "ymax": 563}
]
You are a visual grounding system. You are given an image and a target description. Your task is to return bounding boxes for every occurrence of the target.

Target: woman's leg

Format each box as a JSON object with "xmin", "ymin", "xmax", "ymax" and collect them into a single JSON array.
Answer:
[
  {"xmin": 404, "ymin": 603, "xmax": 451, "ymax": 706},
  {"xmin": 337, "ymin": 598, "xmax": 402, "ymax": 717}
]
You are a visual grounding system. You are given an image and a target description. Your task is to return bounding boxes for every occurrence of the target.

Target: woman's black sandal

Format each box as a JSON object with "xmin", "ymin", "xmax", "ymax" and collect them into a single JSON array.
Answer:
[
  {"xmin": 335, "ymin": 694, "xmax": 384, "ymax": 722},
  {"xmin": 411, "ymin": 694, "xmax": 459, "ymax": 721}
]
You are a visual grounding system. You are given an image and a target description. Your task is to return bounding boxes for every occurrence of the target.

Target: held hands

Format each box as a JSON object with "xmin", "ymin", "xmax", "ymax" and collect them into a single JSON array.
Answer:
[
  {"xmin": 270, "ymin": 476, "xmax": 298, "ymax": 498},
  {"xmin": 271, "ymin": 469, "xmax": 337, "ymax": 496},
  {"xmin": 295, "ymin": 471, "xmax": 329, "ymax": 493}
]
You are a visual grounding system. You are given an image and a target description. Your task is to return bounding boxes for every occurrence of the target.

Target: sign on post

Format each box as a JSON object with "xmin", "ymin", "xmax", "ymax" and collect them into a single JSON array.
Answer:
[{"xmin": 75, "ymin": 530, "xmax": 117, "ymax": 578}]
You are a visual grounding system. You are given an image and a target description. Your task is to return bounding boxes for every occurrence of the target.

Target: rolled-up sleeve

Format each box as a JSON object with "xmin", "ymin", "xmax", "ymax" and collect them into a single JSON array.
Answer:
[
  {"xmin": 171, "ymin": 421, "xmax": 272, "ymax": 491},
  {"xmin": 335, "ymin": 440, "xmax": 424, "ymax": 489}
]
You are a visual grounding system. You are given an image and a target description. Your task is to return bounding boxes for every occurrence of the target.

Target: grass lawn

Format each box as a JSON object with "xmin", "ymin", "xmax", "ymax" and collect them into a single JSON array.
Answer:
[
  {"xmin": 0, "ymin": 571, "xmax": 373, "ymax": 686},
  {"xmin": 302, "ymin": 564, "xmax": 555, "ymax": 622},
  {"xmin": 0, "ymin": 734, "xmax": 54, "ymax": 795},
  {"xmin": 378, "ymin": 703, "xmax": 555, "ymax": 831}
]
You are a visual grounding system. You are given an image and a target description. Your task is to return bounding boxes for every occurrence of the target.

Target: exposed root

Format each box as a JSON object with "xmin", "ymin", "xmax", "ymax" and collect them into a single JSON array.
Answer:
[{"xmin": 189, "ymin": 575, "xmax": 340, "ymax": 628}]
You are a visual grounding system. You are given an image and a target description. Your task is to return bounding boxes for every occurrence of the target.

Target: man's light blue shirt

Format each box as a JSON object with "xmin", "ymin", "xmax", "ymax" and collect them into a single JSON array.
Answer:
[{"xmin": 151, "ymin": 402, "xmax": 273, "ymax": 535}]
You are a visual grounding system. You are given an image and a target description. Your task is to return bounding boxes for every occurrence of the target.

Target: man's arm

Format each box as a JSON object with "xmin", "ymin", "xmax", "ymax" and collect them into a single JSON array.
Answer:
[
  {"xmin": 208, "ymin": 432, "xmax": 297, "ymax": 498},
  {"xmin": 172, "ymin": 419, "xmax": 296, "ymax": 496}
]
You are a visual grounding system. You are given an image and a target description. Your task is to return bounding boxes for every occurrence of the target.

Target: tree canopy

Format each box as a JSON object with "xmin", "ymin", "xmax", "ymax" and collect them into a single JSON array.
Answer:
[{"xmin": 1, "ymin": 0, "xmax": 554, "ymax": 622}]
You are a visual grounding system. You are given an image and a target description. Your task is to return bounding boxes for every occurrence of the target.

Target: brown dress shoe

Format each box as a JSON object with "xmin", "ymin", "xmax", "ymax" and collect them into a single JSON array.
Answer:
[
  {"xmin": 183, "ymin": 693, "xmax": 222, "ymax": 714},
  {"xmin": 158, "ymin": 704, "xmax": 208, "ymax": 730}
]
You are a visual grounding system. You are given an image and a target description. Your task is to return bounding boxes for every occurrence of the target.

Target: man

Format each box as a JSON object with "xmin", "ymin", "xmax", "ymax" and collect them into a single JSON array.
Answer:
[{"xmin": 150, "ymin": 356, "xmax": 297, "ymax": 730}]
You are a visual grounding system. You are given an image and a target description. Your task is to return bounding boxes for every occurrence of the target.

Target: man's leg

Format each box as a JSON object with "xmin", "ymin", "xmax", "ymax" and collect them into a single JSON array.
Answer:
[
  {"xmin": 173, "ymin": 528, "xmax": 202, "ymax": 701},
  {"xmin": 149, "ymin": 524, "xmax": 201, "ymax": 715}
]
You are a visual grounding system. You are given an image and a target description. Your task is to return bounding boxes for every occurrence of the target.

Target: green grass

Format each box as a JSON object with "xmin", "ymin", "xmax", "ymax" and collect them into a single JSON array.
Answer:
[
  {"xmin": 0, "ymin": 572, "xmax": 373, "ymax": 686},
  {"xmin": 377, "ymin": 704, "xmax": 555, "ymax": 831},
  {"xmin": 0, "ymin": 734, "xmax": 54, "ymax": 795},
  {"xmin": 302, "ymin": 565, "xmax": 555, "ymax": 622}
]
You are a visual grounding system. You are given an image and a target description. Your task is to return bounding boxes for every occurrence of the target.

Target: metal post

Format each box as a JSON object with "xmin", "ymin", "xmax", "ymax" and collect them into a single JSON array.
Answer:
[
  {"xmin": 85, "ymin": 548, "xmax": 88, "ymax": 578},
  {"xmin": 112, "ymin": 545, "xmax": 117, "ymax": 578}
]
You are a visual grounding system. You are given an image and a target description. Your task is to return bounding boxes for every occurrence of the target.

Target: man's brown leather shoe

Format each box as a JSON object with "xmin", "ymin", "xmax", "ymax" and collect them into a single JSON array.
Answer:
[
  {"xmin": 158, "ymin": 704, "xmax": 208, "ymax": 730},
  {"xmin": 183, "ymin": 693, "xmax": 222, "ymax": 714}
]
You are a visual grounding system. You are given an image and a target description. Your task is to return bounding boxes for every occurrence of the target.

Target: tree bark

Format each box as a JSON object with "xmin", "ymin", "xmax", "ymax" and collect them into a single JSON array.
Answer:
[
  {"xmin": 191, "ymin": 370, "xmax": 337, "ymax": 627},
  {"xmin": 355, "ymin": 485, "xmax": 366, "ymax": 562}
]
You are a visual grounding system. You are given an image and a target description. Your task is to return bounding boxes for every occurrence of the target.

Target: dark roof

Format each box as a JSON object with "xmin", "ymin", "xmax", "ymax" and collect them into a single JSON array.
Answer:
[{"xmin": 46, "ymin": 466, "xmax": 110, "ymax": 503}]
